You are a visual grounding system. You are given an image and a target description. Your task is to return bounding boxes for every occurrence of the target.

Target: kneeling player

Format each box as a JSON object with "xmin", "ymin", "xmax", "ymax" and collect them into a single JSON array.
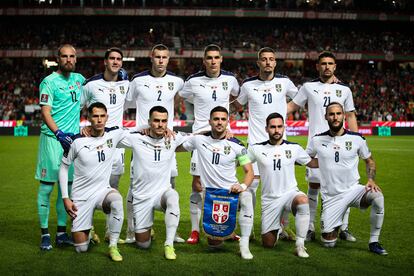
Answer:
[
  {"xmin": 59, "ymin": 102, "xmax": 126, "ymax": 261},
  {"xmin": 248, "ymin": 113, "xmax": 318, "ymax": 258},
  {"xmin": 118, "ymin": 106, "xmax": 189, "ymax": 260},
  {"xmin": 307, "ymin": 102, "xmax": 387, "ymax": 255}
]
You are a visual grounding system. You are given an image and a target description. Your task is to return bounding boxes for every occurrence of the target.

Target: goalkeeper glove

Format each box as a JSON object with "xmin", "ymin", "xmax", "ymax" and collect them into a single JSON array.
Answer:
[{"xmin": 54, "ymin": 129, "xmax": 73, "ymax": 152}]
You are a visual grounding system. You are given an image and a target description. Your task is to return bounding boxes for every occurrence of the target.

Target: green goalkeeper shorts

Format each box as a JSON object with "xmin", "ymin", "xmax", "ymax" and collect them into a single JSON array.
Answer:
[{"xmin": 35, "ymin": 133, "xmax": 74, "ymax": 183}]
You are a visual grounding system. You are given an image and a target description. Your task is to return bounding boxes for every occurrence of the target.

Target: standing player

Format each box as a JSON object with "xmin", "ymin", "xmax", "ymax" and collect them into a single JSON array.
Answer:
[
  {"xmin": 118, "ymin": 106, "xmax": 189, "ymax": 260},
  {"xmin": 182, "ymin": 106, "xmax": 254, "ymax": 259},
  {"xmin": 82, "ymin": 47, "xmax": 130, "ymax": 190},
  {"xmin": 236, "ymin": 47, "xmax": 298, "ymax": 239},
  {"xmin": 35, "ymin": 44, "xmax": 85, "ymax": 250},
  {"xmin": 125, "ymin": 44, "xmax": 184, "ymax": 243},
  {"xmin": 248, "ymin": 112, "xmax": 318, "ymax": 258},
  {"xmin": 81, "ymin": 47, "xmax": 129, "ymax": 243},
  {"xmin": 306, "ymin": 102, "xmax": 387, "ymax": 255},
  {"xmin": 287, "ymin": 51, "xmax": 358, "ymax": 241},
  {"xmin": 59, "ymin": 102, "xmax": 126, "ymax": 261},
  {"xmin": 179, "ymin": 44, "xmax": 240, "ymax": 244}
]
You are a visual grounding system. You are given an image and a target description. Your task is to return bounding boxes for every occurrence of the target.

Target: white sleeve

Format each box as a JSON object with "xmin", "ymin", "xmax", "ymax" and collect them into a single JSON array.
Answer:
[
  {"xmin": 117, "ymin": 131, "xmax": 133, "ymax": 148},
  {"xmin": 181, "ymin": 135, "xmax": 196, "ymax": 152},
  {"xmin": 295, "ymin": 145, "xmax": 312, "ymax": 165},
  {"xmin": 306, "ymin": 137, "xmax": 317, "ymax": 158},
  {"xmin": 344, "ymin": 88, "xmax": 356, "ymax": 112},
  {"xmin": 292, "ymin": 85, "xmax": 308, "ymax": 108},
  {"xmin": 358, "ymin": 137, "xmax": 371, "ymax": 159},
  {"xmin": 174, "ymin": 132, "xmax": 193, "ymax": 146},
  {"xmin": 80, "ymin": 83, "xmax": 91, "ymax": 108},
  {"xmin": 179, "ymin": 79, "xmax": 193, "ymax": 100},
  {"xmin": 230, "ymin": 77, "xmax": 240, "ymax": 97},
  {"xmin": 59, "ymin": 144, "xmax": 76, "ymax": 199},
  {"xmin": 247, "ymin": 146, "xmax": 257, "ymax": 163},
  {"xmin": 286, "ymin": 79, "xmax": 298, "ymax": 99},
  {"xmin": 237, "ymin": 84, "xmax": 248, "ymax": 105}
]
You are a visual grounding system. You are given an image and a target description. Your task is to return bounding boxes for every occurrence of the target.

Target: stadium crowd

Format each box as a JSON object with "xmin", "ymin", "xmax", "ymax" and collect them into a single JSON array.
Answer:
[{"xmin": 0, "ymin": 18, "xmax": 412, "ymax": 56}]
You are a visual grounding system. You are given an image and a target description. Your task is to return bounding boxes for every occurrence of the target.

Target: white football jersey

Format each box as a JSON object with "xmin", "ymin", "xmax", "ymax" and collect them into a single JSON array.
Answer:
[
  {"xmin": 81, "ymin": 74, "xmax": 130, "ymax": 127},
  {"xmin": 182, "ymin": 134, "xmax": 250, "ymax": 189},
  {"xmin": 248, "ymin": 140, "xmax": 311, "ymax": 203},
  {"xmin": 306, "ymin": 130, "xmax": 371, "ymax": 200},
  {"xmin": 238, "ymin": 74, "xmax": 298, "ymax": 144},
  {"xmin": 292, "ymin": 79, "xmax": 355, "ymax": 140},
  {"xmin": 118, "ymin": 132, "xmax": 189, "ymax": 199},
  {"xmin": 62, "ymin": 127, "xmax": 128, "ymax": 201},
  {"xmin": 179, "ymin": 70, "xmax": 239, "ymax": 133},
  {"xmin": 128, "ymin": 70, "xmax": 184, "ymax": 129}
]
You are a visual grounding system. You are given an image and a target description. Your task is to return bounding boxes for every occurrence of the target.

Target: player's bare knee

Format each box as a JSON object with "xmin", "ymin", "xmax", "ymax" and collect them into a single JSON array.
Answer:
[
  {"xmin": 309, "ymin": 182, "xmax": 320, "ymax": 189},
  {"xmin": 321, "ymin": 231, "xmax": 338, "ymax": 248},
  {"xmin": 135, "ymin": 229, "xmax": 151, "ymax": 248},
  {"xmin": 136, "ymin": 239, "xmax": 151, "ymax": 249},
  {"xmin": 207, "ymin": 238, "xmax": 224, "ymax": 248},
  {"xmin": 262, "ymin": 231, "xmax": 278, "ymax": 248}
]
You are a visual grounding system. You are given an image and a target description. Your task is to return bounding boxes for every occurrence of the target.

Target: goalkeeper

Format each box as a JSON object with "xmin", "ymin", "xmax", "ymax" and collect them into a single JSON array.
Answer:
[{"xmin": 35, "ymin": 44, "xmax": 85, "ymax": 251}]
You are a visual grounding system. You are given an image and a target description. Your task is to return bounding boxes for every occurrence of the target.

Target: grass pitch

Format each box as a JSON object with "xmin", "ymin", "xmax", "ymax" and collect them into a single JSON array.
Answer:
[{"xmin": 0, "ymin": 135, "xmax": 413, "ymax": 275}]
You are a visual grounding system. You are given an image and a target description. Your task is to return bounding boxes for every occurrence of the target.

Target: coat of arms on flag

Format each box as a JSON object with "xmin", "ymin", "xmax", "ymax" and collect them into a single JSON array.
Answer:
[
  {"xmin": 168, "ymin": 82, "xmax": 174, "ymax": 91},
  {"xmin": 203, "ymin": 188, "xmax": 239, "ymax": 240},
  {"xmin": 336, "ymin": 90, "xmax": 342, "ymax": 97},
  {"xmin": 222, "ymin": 82, "xmax": 228, "ymax": 90},
  {"xmin": 345, "ymin": 141, "xmax": 352, "ymax": 151}
]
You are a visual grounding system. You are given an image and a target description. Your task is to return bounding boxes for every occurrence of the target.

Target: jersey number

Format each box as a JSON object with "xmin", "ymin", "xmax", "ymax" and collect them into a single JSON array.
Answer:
[
  {"xmin": 157, "ymin": 90, "xmax": 162, "ymax": 101},
  {"xmin": 212, "ymin": 152, "xmax": 220, "ymax": 164},
  {"xmin": 334, "ymin": 151, "xmax": 339, "ymax": 163},
  {"xmin": 97, "ymin": 150, "xmax": 105, "ymax": 162},
  {"xmin": 212, "ymin": 90, "xmax": 217, "ymax": 101},
  {"xmin": 323, "ymin": 96, "xmax": 331, "ymax": 107},
  {"xmin": 110, "ymin": 94, "xmax": 116, "ymax": 105},
  {"xmin": 262, "ymin": 93, "xmax": 272, "ymax": 104},
  {"xmin": 70, "ymin": 91, "xmax": 77, "ymax": 102},
  {"xmin": 273, "ymin": 159, "xmax": 281, "ymax": 170},
  {"xmin": 154, "ymin": 149, "xmax": 161, "ymax": 161}
]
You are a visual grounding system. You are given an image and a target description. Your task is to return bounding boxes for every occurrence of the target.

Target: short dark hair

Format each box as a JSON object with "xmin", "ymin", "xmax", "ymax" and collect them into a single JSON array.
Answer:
[
  {"xmin": 88, "ymin": 102, "xmax": 107, "ymax": 114},
  {"xmin": 210, "ymin": 106, "xmax": 228, "ymax": 118},
  {"xmin": 257, "ymin": 47, "xmax": 276, "ymax": 60},
  {"xmin": 151, "ymin": 44, "xmax": 169, "ymax": 54},
  {"xmin": 105, "ymin": 47, "xmax": 123, "ymax": 59},
  {"xmin": 266, "ymin": 112, "xmax": 284, "ymax": 126},
  {"xmin": 204, "ymin": 44, "xmax": 221, "ymax": 57},
  {"xmin": 318, "ymin": 50, "xmax": 336, "ymax": 62},
  {"xmin": 57, "ymin": 44, "xmax": 76, "ymax": 57},
  {"xmin": 149, "ymin": 105, "xmax": 168, "ymax": 118},
  {"xmin": 325, "ymin": 101, "xmax": 344, "ymax": 115}
]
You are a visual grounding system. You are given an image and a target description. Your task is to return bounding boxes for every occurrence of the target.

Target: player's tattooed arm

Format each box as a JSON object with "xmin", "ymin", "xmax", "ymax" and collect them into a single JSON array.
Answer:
[{"xmin": 365, "ymin": 156, "xmax": 376, "ymax": 181}]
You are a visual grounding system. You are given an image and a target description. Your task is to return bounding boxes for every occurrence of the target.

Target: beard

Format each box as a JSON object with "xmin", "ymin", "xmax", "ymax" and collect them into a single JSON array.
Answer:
[
  {"xmin": 328, "ymin": 120, "xmax": 344, "ymax": 133},
  {"xmin": 60, "ymin": 62, "xmax": 75, "ymax": 73}
]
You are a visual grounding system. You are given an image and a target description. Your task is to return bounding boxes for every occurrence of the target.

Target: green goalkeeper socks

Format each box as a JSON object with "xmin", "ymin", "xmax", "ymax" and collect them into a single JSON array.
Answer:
[{"xmin": 37, "ymin": 183, "xmax": 53, "ymax": 229}]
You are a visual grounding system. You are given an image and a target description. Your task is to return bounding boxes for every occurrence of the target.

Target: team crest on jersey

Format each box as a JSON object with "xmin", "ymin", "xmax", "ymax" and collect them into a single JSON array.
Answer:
[
  {"xmin": 212, "ymin": 200, "xmax": 230, "ymax": 224},
  {"xmin": 168, "ymin": 82, "xmax": 174, "ymax": 91},
  {"xmin": 222, "ymin": 82, "xmax": 228, "ymax": 91},
  {"xmin": 285, "ymin": 150, "xmax": 292, "ymax": 159},
  {"xmin": 165, "ymin": 140, "xmax": 171, "ymax": 149},
  {"xmin": 275, "ymin": 84, "xmax": 282, "ymax": 92},
  {"xmin": 336, "ymin": 90, "xmax": 342, "ymax": 97},
  {"xmin": 224, "ymin": 146, "xmax": 231, "ymax": 155},
  {"xmin": 107, "ymin": 139, "xmax": 113, "ymax": 148},
  {"xmin": 345, "ymin": 141, "xmax": 352, "ymax": 151},
  {"xmin": 120, "ymin": 86, "xmax": 125, "ymax": 94}
]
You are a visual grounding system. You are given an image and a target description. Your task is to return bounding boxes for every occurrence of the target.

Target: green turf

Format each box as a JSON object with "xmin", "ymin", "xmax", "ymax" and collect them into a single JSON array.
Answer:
[{"xmin": 0, "ymin": 135, "xmax": 413, "ymax": 275}]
